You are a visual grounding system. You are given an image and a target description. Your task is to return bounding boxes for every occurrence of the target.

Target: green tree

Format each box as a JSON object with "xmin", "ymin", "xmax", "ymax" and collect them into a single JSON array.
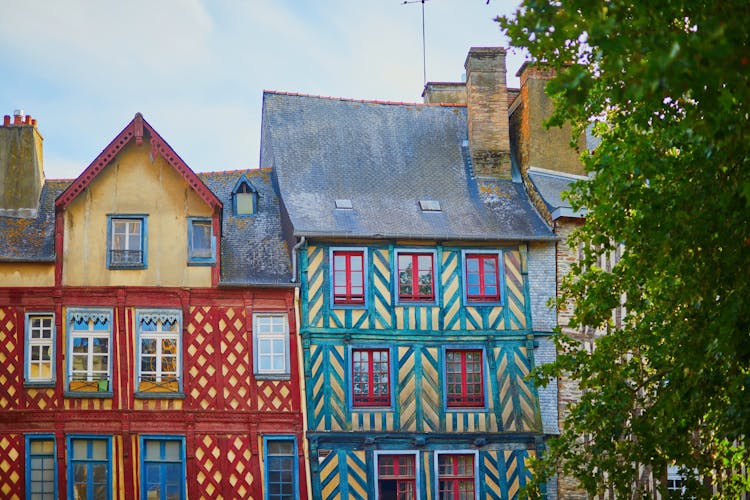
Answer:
[{"xmin": 498, "ymin": 1, "xmax": 750, "ymax": 497}]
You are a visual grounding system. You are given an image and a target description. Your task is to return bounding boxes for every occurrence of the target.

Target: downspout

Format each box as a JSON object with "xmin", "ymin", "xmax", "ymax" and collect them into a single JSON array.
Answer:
[{"xmin": 291, "ymin": 236, "xmax": 306, "ymax": 283}]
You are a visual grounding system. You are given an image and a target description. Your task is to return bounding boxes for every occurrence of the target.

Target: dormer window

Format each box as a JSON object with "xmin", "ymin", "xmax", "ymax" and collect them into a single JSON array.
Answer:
[{"xmin": 232, "ymin": 176, "xmax": 258, "ymax": 216}]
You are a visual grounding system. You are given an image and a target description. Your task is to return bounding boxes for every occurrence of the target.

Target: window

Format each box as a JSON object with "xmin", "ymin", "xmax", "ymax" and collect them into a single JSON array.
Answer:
[
  {"xmin": 437, "ymin": 453, "xmax": 476, "ymax": 500},
  {"xmin": 667, "ymin": 466, "xmax": 697, "ymax": 499},
  {"xmin": 232, "ymin": 177, "xmax": 258, "ymax": 216},
  {"xmin": 397, "ymin": 252, "xmax": 435, "ymax": 302},
  {"xmin": 187, "ymin": 217, "xmax": 216, "ymax": 265},
  {"xmin": 141, "ymin": 437, "xmax": 185, "ymax": 500},
  {"xmin": 68, "ymin": 436, "xmax": 111, "ymax": 500},
  {"xmin": 332, "ymin": 249, "xmax": 366, "ymax": 305},
  {"xmin": 263, "ymin": 437, "xmax": 298, "ymax": 500},
  {"xmin": 254, "ymin": 314, "xmax": 290, "ymax": 378},
  {"xmin": 352, "ymin": 349, "xmax": 391, "ymax": 407},
  {"xmin": 463, "ymin": 252, "xmax": 501, "ymax": 303},
  {"xmin": 107, "ymin": 215, "xmax": 147, "ymax": 269},
  {"xmin": 137, "ymin": 311, "xmax": 182, "ymax": 395},
  {"xmin": 26, "ymin": 435, "xmax": 56, "ymax": 500},
  {"xmin": 25, "ymin": 313, "xmax": 55, "ymax": 385},
  {"xmin": 67, "ymin": 309, "xmax": 112, "ymax": 394},
  {"xmin": 377, "ymin": 453, "xmax": 416, "ymax": 500},
  {"xmin": 445, "ymin": 350, "xmax": 484, "ymax": 408}
]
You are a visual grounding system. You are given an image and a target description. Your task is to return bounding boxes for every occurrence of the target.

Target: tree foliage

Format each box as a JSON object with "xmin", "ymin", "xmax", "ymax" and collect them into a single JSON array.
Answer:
[{"xmin": 498, "ymin": 1, "xmax": 750, "ymax": 497}]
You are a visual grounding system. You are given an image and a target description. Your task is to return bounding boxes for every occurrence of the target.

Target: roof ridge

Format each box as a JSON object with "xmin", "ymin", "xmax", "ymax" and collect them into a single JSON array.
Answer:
[{"xmin": 263, "ymin": 90, "xmax": 466, "ymax": 108}]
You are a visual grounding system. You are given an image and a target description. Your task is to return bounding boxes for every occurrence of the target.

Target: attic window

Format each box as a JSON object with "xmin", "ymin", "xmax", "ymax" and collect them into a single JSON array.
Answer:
[
  {"xmin": 335, "ymin": 199, "xmax": 353, "ymax": 210},
  {"xmin": 232, "ymin": 176, "xmax": 258, "ymax": 216},
  {"xmin": 419, "ymin": 200, "xmax": 441, "ymax": 212}
]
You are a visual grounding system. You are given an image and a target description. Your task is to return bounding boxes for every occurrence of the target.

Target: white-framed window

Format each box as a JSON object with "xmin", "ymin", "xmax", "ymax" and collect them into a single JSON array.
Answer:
[
  {"xmin": 107, "ymin": 214, "xmax": 147, "ymax": 269},
  {"xmin": 187, "ymin": 217, "xmax": 216, "ymax": 265},
  {"xmin": 434, "ymin": 450, "xmax": 479, "ymax": 500},
  {"xmin": 67, "ymin": 309, "xmax": 112, "ymax": 394},
  {"xmin": 253, "ymin": 313, "xmax": 290, "ymax": 379},
  {"xmin": 374, "ymin": 450, "xmax": 419, "ymax": 500},
  {"xmin": 25, "ymin": 313, "xmax": 55, "ymax": 385},
  {"xmin": 136, "ymin": 310, "xmax": 182, "ymax": 396}
]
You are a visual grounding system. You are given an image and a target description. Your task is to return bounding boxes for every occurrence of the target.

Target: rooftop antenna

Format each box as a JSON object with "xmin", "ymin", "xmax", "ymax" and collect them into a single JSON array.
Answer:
[{"xmin": 402, "ymin": 0, "xmax": 429, "ymax": 85}]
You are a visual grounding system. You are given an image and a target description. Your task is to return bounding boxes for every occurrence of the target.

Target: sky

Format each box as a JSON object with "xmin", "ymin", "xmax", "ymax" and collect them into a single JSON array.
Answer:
[{"xmin": 0, "ymin": 0, "xmax": 526, "ymax": 180}]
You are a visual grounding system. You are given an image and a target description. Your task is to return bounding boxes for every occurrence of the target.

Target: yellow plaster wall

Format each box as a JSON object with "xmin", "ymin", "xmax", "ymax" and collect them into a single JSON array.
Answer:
[
  {"xmin": 63, "ymin": 141, "xmax": 213, "ymax": 287},
  {"xmin": 0, "ymin": 262, "xmax": 54, "ymax": 286}
]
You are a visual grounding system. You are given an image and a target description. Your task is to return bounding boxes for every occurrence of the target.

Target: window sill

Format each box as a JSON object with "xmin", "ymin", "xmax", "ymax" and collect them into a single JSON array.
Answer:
[
  {"xmin": 24, "ymin": 381, "xmax": 55, "ymax": 389},
  {"xmin": 187, "ymin": 260, "xmax": 216, "ymax": 267},
  {"xmin": 135, "ymin": 392, "xmax": 185, "ymax": 400},
  {"xmin": 352, "ymin": 406, "xmax": 393, "ymax": 411},
  {"xmin": 464, "ymin": 300, "xmax": 503, "ymax": 307},
  {"xmin": 446, "ymin": 406, "xmax": 488, "ymax": 412},
  {"xmin": 254, "ymin": 373, "xmax": 291, "ymax": 381},
  {"xmin": 108, "ymin": 265, "xmax": 146, "ymax": 270},
  {"xmin": 64, "ymin": 391, "xmax": 113, "ymax": 399}
]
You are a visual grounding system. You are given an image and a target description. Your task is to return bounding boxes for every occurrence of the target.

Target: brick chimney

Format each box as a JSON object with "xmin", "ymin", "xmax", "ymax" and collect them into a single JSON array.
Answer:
[
  {"xmin": 464, "ymin": 47, "xmax": 512, "ymax": 179},
  {"xmin": 0, "ymin": 110, "xmax": 45, "ymax": 217},
  {"xmin": 510, "ymin": 62, "xmax": 585, "ymax": 177}
]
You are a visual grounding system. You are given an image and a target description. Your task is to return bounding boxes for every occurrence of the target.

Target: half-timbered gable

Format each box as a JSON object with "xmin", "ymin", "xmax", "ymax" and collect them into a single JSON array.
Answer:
[
  {"xmin": 0, "ymin": 113, "xmax": 308, "ymax": 499},
  {"xmin": 262, "ymin": 47, "xmax": 559, "ymax": 500}
]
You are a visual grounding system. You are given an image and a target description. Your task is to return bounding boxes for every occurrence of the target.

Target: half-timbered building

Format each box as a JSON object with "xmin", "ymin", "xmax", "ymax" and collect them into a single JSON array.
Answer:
[
  {"xmin": 0, "ymin": 112, "xmax": 308, "ymax": 499},
  {"xmin": 262, "ymin": 47, "xmax": 560, "ymax": 499}
]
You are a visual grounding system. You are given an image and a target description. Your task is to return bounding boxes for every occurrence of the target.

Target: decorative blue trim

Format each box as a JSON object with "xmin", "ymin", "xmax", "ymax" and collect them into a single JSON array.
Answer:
[
  {"xmin": 346, "ymin": 344, "xmax": 395, "ymax": 411},
  {"xmin": 393, "ymin": 248, "xmax": 440, "ymax": 306},
  {"xmin": 23, "ymin": 312, "xmax": 56, "ymax": 385},
  {"xmin": 106, "ymin": 214, "xmax": 148, "ymax": 270},
  {"xmin": 433, "ymin": 449, "xmax": 480, "ymax": 500},
  {"xmin": 231, "ymin": 175, "xmax": 258, "ymax": 217},
  {"xmin": 139, "ymin": 435, "xmax": 186, "ymax": 500},
  {"xmin": 372, "ymin": 450, "xmax": 421, "ymax": 500},
  {"xmin": 187, "ymin": 217, "xmax": 216, "ymax": 266},
  {"xmin": 25, "ymin": 433, "xmax": 57, "ymax": 500},
  {"xmin": 262, "ymin": 435, "xmax": 299, "ymax": 500},
  {"xmin": 66, "ymin": 434, "xmax": 112, "ymax": 500},
  {"xmin": 441, "ymin": 344, "xmax": 490, "ymax": 412},
  {"xmin": 65, "ymin": 308, "xmax": 113, "ymax": 396},
  {"xmin": 329, "ymin": 247, "xmax": 369, "ymax": 310},
  {"xmin": 135, "ymin": 309, "xmax": 183, "ymax": 397},
  {"xmin": 460, "ymin": 249, "xmax": 506, "ymax": 306},
  {"xmin": 253, "ymin": 313, "xmax": 291, "ymax": 379}
]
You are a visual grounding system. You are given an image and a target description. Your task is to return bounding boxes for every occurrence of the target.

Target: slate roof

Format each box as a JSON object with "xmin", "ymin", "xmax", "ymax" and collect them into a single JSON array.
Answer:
[
  {"xmin": 0, "ymin": 179, "xmax": 70, "ymax": 262},
  {"xmin": 199, "ymin": 169, "xmax": 292, "ymax": 286},
  {"xmin": 527, "ymin": 167, "xmax": 587, "ymax": 220},
  {"xmin": 261, "ymin": 92, "xmax": 553, "ymax": 241}
]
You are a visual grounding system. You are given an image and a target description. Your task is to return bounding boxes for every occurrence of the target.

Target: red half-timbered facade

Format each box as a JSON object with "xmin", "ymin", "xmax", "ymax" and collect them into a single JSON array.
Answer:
[{"xmin": 0, "ymin": 112, "xmax": 308, "ymax": 499}]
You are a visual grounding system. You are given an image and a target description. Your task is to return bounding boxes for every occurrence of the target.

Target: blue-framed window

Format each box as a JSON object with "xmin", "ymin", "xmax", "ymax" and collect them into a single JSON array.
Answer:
[
  {"xmin": 349, "ymin": 346, "xmax": 393, "ymax": 409},
  {"xmin": 374, "ymin": 450, "xmax": 419, "ymax": 500},
  {"xmin": 67, "ymin": 435, "xmax": 111, "ymax": 500},
  {"xmin": 330, "ymin": 247, "xmax": 368, "ymax": 308},
  {"xmin": 24, "ymin": 313, "xmax": 55, "ymax": 386},
  {"xmin": 253, "ymin": 313, "xmax": 290, "ymax": 379},
  {"xmin": 187, "ymin": 217, "xmax": 216, "ymax": 265},
  {"xmin": 263, "ymin": 436, "xmax": 298, "ymax": 500},
  {"xmin": 107, "ymin": 214, "xmax": 148, "ymax": 269},
  {"xmin": 461, "ymin": 250, "xmax": 504, "ymax": 305},
  {"xmin": 232, "ymin": 176, "xmax": 258, "ymax": 216},
  {"xmin": 136, "ymin": 310, "xmax": 182, "ymax": 397},
  {"xmin": 434, "ymin": 450, "xmax": 479, "ymax": 500},
  {"xmin": 395, "ymin": 249, "xmax": 438, "ymax": 304},
  {"xmin": 443, "ymin": 347, "xmax": 487, "ymax": 410},
  {"xmin": 66, "ymin": 309, "xmax": 112, "ymax": 395},
  {"xmin": 140, "ymin": 436, "xmax": 186, "ymax": 500},
  {"xmin": 26, "ymin": 434, "xmax": 57, "ymax": 500}
]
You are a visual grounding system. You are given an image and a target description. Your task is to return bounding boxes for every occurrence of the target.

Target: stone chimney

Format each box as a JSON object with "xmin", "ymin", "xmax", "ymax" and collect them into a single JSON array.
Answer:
[
  {"xmin": 0, "ymin": 110, "xmax": 45, "ymax": 217},
  {"xmin": 464, "ymin": 47, "xmax": 511, "ymax": 179},
  {"xmin": 511, "ymin": 62, "xmax": 585, "ymax": 177},
  {"xmin": 422, "ymin": 82, "xmax": 466, "ymax": 105}
]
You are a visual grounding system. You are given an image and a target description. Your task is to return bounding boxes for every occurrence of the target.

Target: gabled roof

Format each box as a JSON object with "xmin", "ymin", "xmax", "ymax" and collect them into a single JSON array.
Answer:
[
  {"xmin": 55, "ymin": 113, "xmax": 221, "ymax": 210},
  {"xmin": 199, "ymin": 169, "xmax": 292, "ymax": 286},
  {"xmin": 527, "ymin": 167, "xmax": 587, "ymax": 220},
  {"xmin": 261, "ymin": 91, "xmax": 553, "ymax": 241}
]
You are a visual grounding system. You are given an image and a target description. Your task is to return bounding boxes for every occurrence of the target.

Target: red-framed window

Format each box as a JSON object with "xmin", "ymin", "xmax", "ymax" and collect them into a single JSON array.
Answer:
[
  {"xmin": 397, "ymin": 252, "xmax": 435, "ymax": 301},
  {"xmin": 378, "ymin": 454, "xmax": 416, "ymax": 500},
  {"xmin": 446, "ymin": 350, "xmax": 484, "ymax": 408},
  {"xmin": 464, "ymin": 253, "xmax": 500, "ymax": 302},
  {"xmin": 438, "ymin": 454, "xmax": 475, "ymax": 500},
  {"xmin": 352, "ymin": 349, "xmax": 390, "ymax": 407},
  {"xmin": 333, "ymin": 250, "xmax": 365, "ymax": 305}
]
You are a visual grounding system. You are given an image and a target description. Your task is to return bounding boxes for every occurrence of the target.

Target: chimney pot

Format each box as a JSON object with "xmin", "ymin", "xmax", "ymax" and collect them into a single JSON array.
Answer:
[
  {"xmin": 13, "ymin": 114, "xmax": 22, "ymax": 125},
  {"xmin": 2, "ymin": 115, "xmax": 9, "ymax": 126},
  {"xmin": 24, "ymin": 115, "xmax": 32, "ymax": 125},
  {"xmin": 31, "ymin": 119, "xmax": 37, "ymax": 126}
]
